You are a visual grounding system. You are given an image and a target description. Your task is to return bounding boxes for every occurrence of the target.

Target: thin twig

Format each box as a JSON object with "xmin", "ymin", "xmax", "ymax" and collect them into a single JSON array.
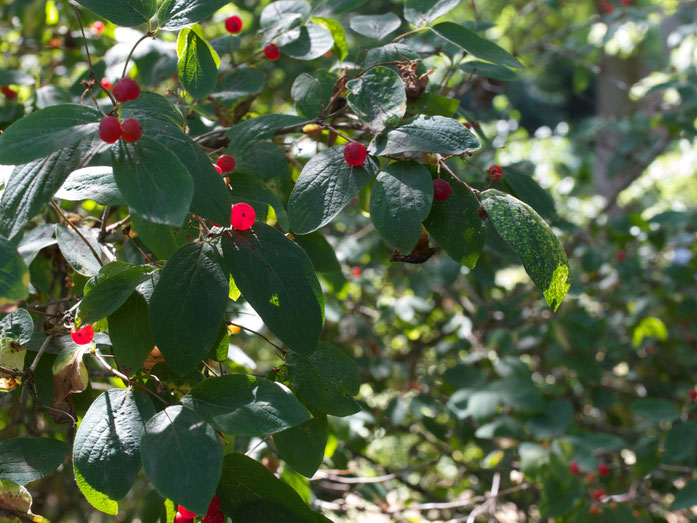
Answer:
[
  {"xmin": 20, "ymin": 335, "xmax": 53, "ymax": 403},
  {"xmin": 227, "ymin": 321, "xmax": 288, "ymax": 356},
  {"xmin": 122, "ymin": 31, "xmax": 157, "ymax": 78},
  {"xmin": 51, "ymin": 200, "xmax": 104, "ymax": 267}
]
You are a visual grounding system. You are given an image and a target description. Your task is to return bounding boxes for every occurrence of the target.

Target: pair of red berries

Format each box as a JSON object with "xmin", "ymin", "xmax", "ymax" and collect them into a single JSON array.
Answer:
[
  {"xmin": 176, "ymin": 496, "xmax": 224, "ymax": 523},
  {"xmin": 569, "ymin": 461, "xmax": 610, "ymax": 477},
  {"xmin": 214, "ymin": 155, "xmax": 235, "ymax": 174},
  {"xmin": 99, "ymin": 116, "xmax": 143, "ymax": 144},
  {"xmin": 71, "ymin": 324, "xmax": 94, "ymax": 345},
  {"xmin": 1, "ymin": 85, "xmax": 17, "ymax": 100}
]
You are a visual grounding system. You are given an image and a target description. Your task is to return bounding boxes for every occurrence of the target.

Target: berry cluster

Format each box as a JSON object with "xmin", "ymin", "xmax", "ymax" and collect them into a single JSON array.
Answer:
[
  {"xmin": 112, "ymin": 78, "xmax": 140, "ymax": 103},
  {"xmin": 99, "ymin": 117, "xmax": 143, "ymax": 144},
  {"xmin": 176, "ymin": 496, "xmax": 224, "ymax": 523}
]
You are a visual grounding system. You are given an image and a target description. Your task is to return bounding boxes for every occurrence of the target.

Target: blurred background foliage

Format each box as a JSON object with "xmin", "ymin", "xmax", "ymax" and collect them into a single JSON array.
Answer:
[{"xmin": 1, "ymin": 0, "xmax": 697, "ymax": 521}]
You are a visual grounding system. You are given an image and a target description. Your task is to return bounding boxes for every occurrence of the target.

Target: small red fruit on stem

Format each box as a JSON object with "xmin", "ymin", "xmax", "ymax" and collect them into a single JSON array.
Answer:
[
  {"xmin": 177, "ymin": 506, "xmax": 197, "ymax": 518},
  {"xmin": 343, "ymin": 142, "xmax": 367, "ymax": 166},
  {"xmin": 616, "ymin": 251, "xmax": 626, "ymax": 262},
  {"xmin": 71, "ymin": 325, "xmax": 94, "ymax": 345},
  {"xmin": 589, "ymin": 505, "xmax": 601, "ymax": 516},
  {"xmin": 230, "ymin": 203, "xmax": 255, "ymax": 230},
  {"xmin": 433, "ymin": 179, "xmax": 453, "ymax": 201},
  {"xmin": 352, "ymin": 267, "xmax": 363, "ymax": 277},
  {"xmin": 225, "ymin": 15, "xmax": 243, "ymax": 34},
  {"xmin": 597, "ymin": 463, "xmax": 609, "ymax": 477},
  {"xmin": 174, "ymin": 512, "xmax": 193, "ymax": 523},
  {"xmin": 585, "ymin": 473, "xmax": 595, "ymax": 482},
  {"xmin": 202, "ymin": 513, "xmax": 224, "ymax": 523},
  {"xmin": 488, "ymin": 164, "xmax": 503, "ymax": 182},
  {"xmin": 217, "ymin": 155, "xmax": 235, "ymax": 173},
  {"xmin": 101, "ymin": 78, "xmax": 112, "ymax": 91},
  {"xmin": 99, "ymin": 116, "xmax": 122, "ymax": 143},
  {"xmin": 569, "ymin": 461, "xmax": 580, "ymax": 475},
  {"xmin": 112, "ymin": 78, "xmax": 140, "ymax": 102},
  {"xmin": 689, "ymin": 389, "xmax": 697, "ymax": 402},
  {"xmin": 264, "ymin": 43, "xmax": 281, "ymax": 61},
  {"xmin": 214, "ymin": 164, "xmax": 224, "ymax": 175},
  {"xmin": 592, "ymin": 488, "xmax": 606, "ymax": 501},
  {"xmin": 120, "ymin": 118, "xmax": 143, "ymax": 143},
  {"xmin": 2, "ymin": 86, "xmax": 17, "ymax": 100},
  {"xmin": 93, "ymin": 21, "xmax": 105, "ymax": 34}
]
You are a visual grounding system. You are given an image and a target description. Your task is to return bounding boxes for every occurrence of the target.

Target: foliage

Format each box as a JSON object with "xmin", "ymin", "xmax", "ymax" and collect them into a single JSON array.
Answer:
[{"xmin": 0, "ymin": 0, "xmax": 696, "ymax": 521}]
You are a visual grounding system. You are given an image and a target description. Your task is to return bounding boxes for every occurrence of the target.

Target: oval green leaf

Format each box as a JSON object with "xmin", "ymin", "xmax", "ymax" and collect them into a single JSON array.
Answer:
[
  {"xmin": 75, "ymin": 0, "xmax": 155, "ymax": 27},
  {"xmin": 0, "ymin": 438, "xmax": 70, "ymax": 486},
  {"xmin": 349, "ymin": 13, "xmax": 401, "ymax": 40},
  {"xmin": 346, "ymin": 67, "xmax": 406, "ymax": 132},
  {"xmin": 431, "ymin": 22, "xmax": 523, "ymax": 69},
  {"xmin": 0, "ymin": 237, "xmax": 30, "ymax": 311},
  {"xmin": 274, "ymin": 416, "xmax": 328, "ymax": 478}
]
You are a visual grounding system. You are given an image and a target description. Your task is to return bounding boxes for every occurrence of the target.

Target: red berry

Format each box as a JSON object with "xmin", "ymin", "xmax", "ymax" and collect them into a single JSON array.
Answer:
[
  {"xmin": 174, "ymin": 512, "xmax": 193, "ymax": 523},
  {"xmin": 177, "ymin": 506, "xmax": 197, "ymax": 518},
  {"xmin": 202, "ymin": 513, "xmax": 224, "ymax": 523},
  {"xmin": 343, "ymin": 142, "xmax": 367, "ymax": 166},
  {"xmin": 112, "ymin": 78, "xmax": 140, "ymax": 102},
  {"xmin": 206, "ymin": 495, "xmax": 221, "ymax": 514},
  {"xmin": 616, "ymin": 251, "xmax": 626, "ymax": 262},
  {"xmin": 689, "ymin": 389, "xmax": 697, "ymax": 402},
  {"xmin": 217, "ymin": 155, "xmax": 235, "ymax": 173},
  {"xmin": 101, "ymin": 78, "xmax": 112, "ymax": 91},
  {"xmin": 230, "ymin": 203, "xmax": 255, "ymax": 230},
  {"xmin": 585, "ymin": 473, "xmax": 595, "ymax": 482},
  {"xmin": 569, "ymin": 461, "xmax": 580, "ymax": 475},
  {"xmin": 93, "ymin": 21, "xmax": 105, "ymax": 34},
  {"xmin": 487, "ymin": 164, "xmax": 503, "ymax": 182},
  {"xmin": 99, "ymin": 116, "xmax": 122, "ymax": 143},
  {"xmin": 214, "ymin": 164, "xmax": 223, "ymax": 175},
  {"xmin": 589, "ymin": 505, "xmax": 601, "ymax": 516},
  {"xmin": 433, "ymin": 179, "xmax": 453, "ymax": 201},
  {"xmin": 2, "ymin": 85, "xmax": 17, "ymax": 100},
  {"xmin": 264, "ymin": 43, "xmax": 281, "ymax": 61},
  {"xmin": 592, "ymin": 489, "xmax": 606, "ymax": 501},
  {"xmin": 352, "ymin": 267, "xmax": 363, "ymax": 277},
  {"xmin": 597, "ymin": 463, "xmax": 610, "ymax": 477},
  {"xmin": 225, "ymin": 15, "xmax": 243, "ymax": 34},
  {"xmin": 71, "ymin": 325, "xmax": 94, "ymax": 345},
  {"xmin": 463, "ymin": 122, "xmax": 471, "ymax": 129},
  {"xmin": 120, "ymin": 118, "xmax": 143, "ymax": 143}
]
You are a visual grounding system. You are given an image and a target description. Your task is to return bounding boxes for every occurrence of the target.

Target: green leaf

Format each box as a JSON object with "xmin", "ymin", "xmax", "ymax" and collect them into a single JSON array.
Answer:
[
  {"xmin": 404, "ymin": 0, "xmax": 460, "ymax": 26},
  {"xmin": 346, "ymin": 67, "xmax": 406, "ymax": 132},
  {"xmin": 228, "ymin": 174, "xmax": 290, "ymax": 231},
  {"xmin": 181, "ymin": 374, "xmax": 310, "ymax": 436},
  {"xmin": 370, "ymin": 161, "xmax": 433, "ymax": 253},
  {"xmin": 673, "ymin": 479, "xmax": 697, "ymax": 509},
  {"xmin": 213, "ymin": 68, "xmax": 266, "ymax": 107},
  {"xmin": 217, "ymin": 453, "xmax": 331, "ymax": 522},
  {"xmin": 369, "ymin": 115, "xmax": 481, "ymax": 156},
  {"xmin": 120, "ymin": 92, "xmax": 186, "ymax": 129},
  {"xmin": 0, "ymin": 438, "xmax": 70, "ymax": 486},
  {"xmin": 0, "ymin": 70, "xmax": 34, "ymax": 85},
  {"xmin": 311, "ymin": 17, "xmax": 348, "ymax": 60},
  {"xmin": 17, "ymin": 224, "xmax": 56, "ymax": 266},
  {"xmin": 423, "ymin": 169, "xmax": 486, "ymax": 269},
  {"xmin": 75, "ymin": 0, "xmax": 155, "ymax": 27},
  {"xmin": 121, "ymin": 109, "xmax": 231, "ymax": 224},
  {"xmin": 0, "ymin": 309, "xmax": 33, "ymax": 344},
  {"xmin": 664, "ymin": 420, "xmax": 697, "ymax": 463},
  {"xmin": 278, "ymin": 24, "xmax": 334, "ymax": 60},
  {"xmin": 0, "ymin": 237, "xmax": 30, "ymax": 310},
  {"xmin": 141, "ymin": 406, "xmax": 223, "ymax": 515},
  {"xmin": 288, "ymin": 145, "xmax": 379, "ymax": 234},
  {"xmin": 131, "ymin": 214, "xmax": 195, "ymax": 260},
  {"xmin": 0, "ymin": 138, "xmax": 96, "ymax": 240},
  {"xmin": 527, "ymin": 399, "xmax": 573, "ymax": 439},
  {"xmin": 74, "ymin": 464, "xmax": 118, "ymax": 515},
  {"xmin": 55, "ymin": 166, "xmax": 126, "ymax": 206},
  {"xmin": 406, "ymin": 93, "xmax": 459, "ymax": 117},
  {"xmin": 111, "ymin": 136, "xmax": 194, "ymax": 227},
  {"xmin": 365, "ymin": 43, "xmax": 422, "ymax": 71},
  {"xmin": 150, "ymin": 242, "xmax": 228, "ymax": 375},
  {"xmin": 493, "ymin": 165, "xmax": 556, "ymax": 220},
  {"xmin": 274, "ymin": 416, "xmax": 328, "ymax": 478},
  {"xmin": 480, "ymin": 189, "xmax": 570, "ymax": 311},
  {"xmin": 177, "ymin": 25, "xmax": 220, "ymax": 99},
  {"xmin": 108, "ymin": 292, "xmax": 155, "ymax": 372},
  {"xmin": 55, "ymin": 223, "xmax": 103, "ymax": 276},
  {"xmin": 349, "ymin": 13, "xmax": 402, "ymax": 40},
  {"xmin": 460, "ymin": 60, "xmax": 519, "ymax": 81},
  {"xmin": 286, "ymin": 341, "xmax": 360, "ymax": 417},
  {"xmin": 158, "ymin": 0, "xmax": 228, "ymax": 30},
  {"xmin": 221, "ymin": 224, "xmax": 324, "ymax": 355},
  {"xmin": 430, "ymin": 22, "xmax": 523, "ymax": 69},
  {"xmin": 294, "ymin": 233, "xmax": 341, "ymax": 273},
  {"xmin": 630, "ymin": 398, "xmax": 679, "ymax": 422},
  {"xmin": 260, "ymin": 1, "xmax": 311, "ymax": 38},
  {"xmin": 0, "ymin": 104, "xmax": 101, "ymax": 165},
  {"xmin": 291, "ymin": 71, "xmax": 335, "ymax": 119},
  {"xmin": 73, "ymin": 389, "xmax": 155, "ymax": 500},
  {"xmin": 632, "ymin": 317, "xmax": 668, "ymax": 347},
  {"xmin": 78, "ymin": 264, "xmax": 155, "ymax": 324}
]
